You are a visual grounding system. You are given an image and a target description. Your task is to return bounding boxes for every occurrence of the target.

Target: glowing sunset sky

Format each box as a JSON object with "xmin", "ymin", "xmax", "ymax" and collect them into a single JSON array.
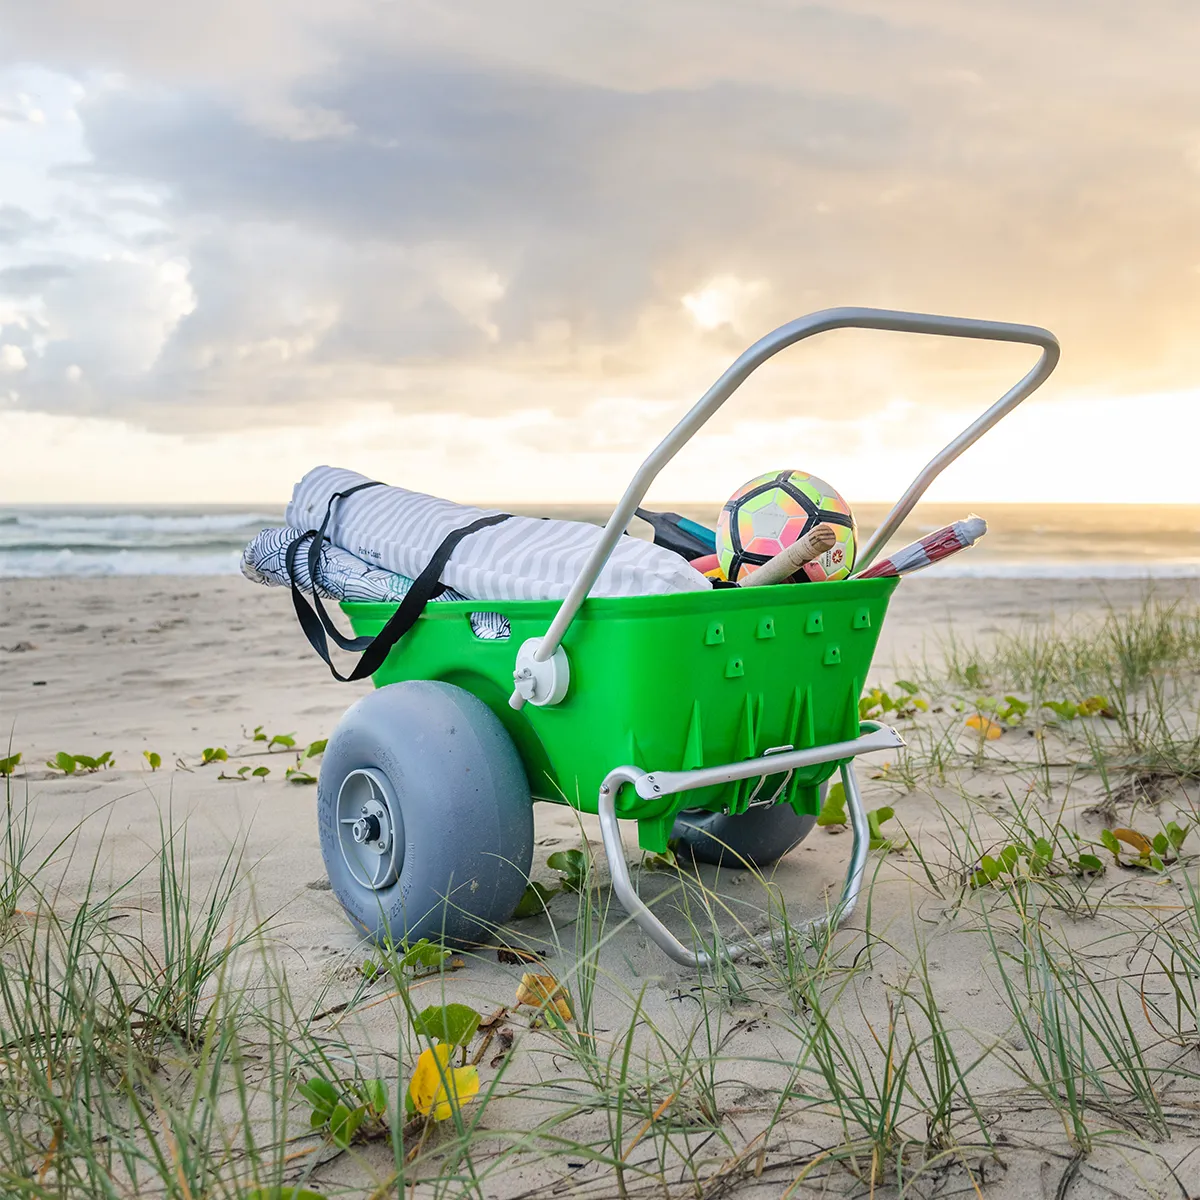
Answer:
[{"xmin": 1, "ymin": 2, "xmax": 1198, "ymax": 505}]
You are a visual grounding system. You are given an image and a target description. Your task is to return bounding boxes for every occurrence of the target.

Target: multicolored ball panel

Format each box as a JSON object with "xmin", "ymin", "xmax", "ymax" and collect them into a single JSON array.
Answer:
[{"xmin": 715, "ymin": 469, "xmax": 857, "ymax": 582}]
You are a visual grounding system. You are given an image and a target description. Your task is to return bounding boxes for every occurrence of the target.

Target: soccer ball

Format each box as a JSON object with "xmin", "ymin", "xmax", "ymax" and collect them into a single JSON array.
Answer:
[{"xmin": 716, "ymin": 470, "xmax": 857, "ymax": 583}]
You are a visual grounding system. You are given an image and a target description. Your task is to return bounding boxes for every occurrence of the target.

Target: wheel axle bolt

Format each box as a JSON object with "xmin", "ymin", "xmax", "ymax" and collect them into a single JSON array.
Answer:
[{"xmin": 351, "ymin": 814, "xmax": 382, "ymax": 844}]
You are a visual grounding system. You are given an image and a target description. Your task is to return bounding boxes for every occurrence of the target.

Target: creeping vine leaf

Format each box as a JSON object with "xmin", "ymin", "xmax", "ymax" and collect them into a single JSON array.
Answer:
[
  {"xmin": 515, "ymin": 972, "xmax": 573, "ymax": 1022},
  {"xmin": 408, "ymin": 1045, "xmax": 479, "ymax": 1121},
  {"xmin": 642, "ymin": 845, "xmax": 680, "ymax": 871},
  {"xmin": 1113, "ymin": 828, "xmax": 1152, "ymax": 856},
  {"xmin": 1042, "ymin": 695, "xmax": 1114, "ymax": 723},
  {"xmin": 381, "ymin": 937, "xmax": 450, "ymax": 975},
  {"xmin": 546, "ymin": 849, "xmax": 588, "ymax": 892},
  {"xmin": 512, "ymin": 881, "xmax": 557, "ymax": 919},
  {"xmin": 866, "ymin": 805, "xmax": 905, "ymax": 852},
  {"xmin": 47, "ymin": 751, "xmax": 76, "ymax": 775},
  {"xmin": 971, "ymin": 833, "xmax": 1106, "ymax": 889},
  {"xmin": 971, "ymin": 843, "xmax": 1022, "ymax": 888},
  {"xmin": 1099, "ymin": 828, "xmax": 1122, "ymax": 862},
  {"xmin": 297, "ymin": 1077, "xmax": 338, "ymax": 1128},
  {"xmin": 328, "ymin": 1103, "xmax": 365, "ymax": 1148},
  {"xmin": 972, "ymin": 695, "xmax": 1029, "ymax": 726},
  {"xmin": 219, "ymin": 765, "xmax": 257, "ymax": 781},
  {"xmin": 1067, "ymin": 851, "xmax": 1105, "ymax": 877},
  {"xmin": 411, "ymin": 1003, "xmax": 481, "ymax": 1049},
  {"xmin": 71, "ymin": 752, "xmax": 112, "ymax": 773},
  {"xmin": 817, "ymin": 781, "xmax": 848, "ymax": 827},
  {"xmin": 1101, "ymin": 822, "xmax": 1190, "ymax": 871},
  {"xmin": 859, "ymin": 684, "xmax": 928, "ymax": 721},
  {"xmin": 965, "ymin": 714, "xmax": 1003, "ymax": 740},
  {"xmin": 297, "ymin": 1074, "xmax": 387, "ymax": 1148}
]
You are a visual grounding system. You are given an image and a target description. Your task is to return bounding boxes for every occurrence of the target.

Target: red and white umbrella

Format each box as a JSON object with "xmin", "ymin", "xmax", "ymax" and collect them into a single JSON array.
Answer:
[{"xmin": 854, "ymin": 515, "xmax": 987, "ymax": 579}]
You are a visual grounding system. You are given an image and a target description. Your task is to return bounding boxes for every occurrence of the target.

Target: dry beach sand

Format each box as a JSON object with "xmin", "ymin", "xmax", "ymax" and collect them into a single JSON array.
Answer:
[{"xmin": 2, "ymin": 574, "xmax": 1200, "ymax": 1198}]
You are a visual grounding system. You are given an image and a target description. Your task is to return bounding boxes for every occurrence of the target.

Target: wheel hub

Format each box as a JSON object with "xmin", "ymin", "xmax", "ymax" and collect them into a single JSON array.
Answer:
[
  {"xmin": 350, "ymin": 803, "xmax": 387, "ymax": 849},
  {"xmin": 336, "ymin": 768, "xmax": 403, "ymax": 890}
]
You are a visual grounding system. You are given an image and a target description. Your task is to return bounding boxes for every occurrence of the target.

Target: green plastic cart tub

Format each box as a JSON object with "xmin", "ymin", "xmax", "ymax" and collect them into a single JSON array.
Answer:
[{"xmin": 343, "ymin": 575, "xmax": 900, "ymax": 853}]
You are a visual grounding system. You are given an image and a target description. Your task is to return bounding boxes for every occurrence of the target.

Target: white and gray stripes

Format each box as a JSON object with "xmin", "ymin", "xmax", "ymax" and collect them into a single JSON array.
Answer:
[
  {"xmin": 240, "ymin": 526, "xmax": 512, "ymax": 640},
  {"xmin": 285, "ymin": 466, "xmax": 709, "ymax": 601}
]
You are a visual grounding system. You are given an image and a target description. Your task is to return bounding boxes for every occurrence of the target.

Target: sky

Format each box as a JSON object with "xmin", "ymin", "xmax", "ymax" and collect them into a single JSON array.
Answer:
[{"xmin": 1, "ymin": 1, "xmax": 1199, "ymax": 507}]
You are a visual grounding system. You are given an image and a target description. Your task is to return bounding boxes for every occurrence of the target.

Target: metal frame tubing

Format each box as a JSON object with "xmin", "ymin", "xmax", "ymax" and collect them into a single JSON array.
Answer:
[
  {"xmin": 595, "ymin": 722, "xmax": 904, "ymax": 967},
  {"xmin": 509, "ymin": 307, "xmax": 1058, "ymax": 709}
]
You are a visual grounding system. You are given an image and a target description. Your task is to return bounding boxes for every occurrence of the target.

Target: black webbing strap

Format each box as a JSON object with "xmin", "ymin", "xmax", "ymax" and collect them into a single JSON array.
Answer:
[
  {"xmin": 285, "ymin": 482, "xmax": 511, "ymax": 682},
  {"xmin": 289, "ymin": 480, "xmax": 385, "ymax": 656}
]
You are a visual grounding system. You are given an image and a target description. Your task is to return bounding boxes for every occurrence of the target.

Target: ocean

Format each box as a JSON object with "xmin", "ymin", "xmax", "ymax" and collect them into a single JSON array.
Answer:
[
  {"xmin": 0, "ymin": 507, "xmax": 283, "ymax": 578},
  {"xmin": 1, "ymin": 502, "xmax": 1198, "ymax": 580}
]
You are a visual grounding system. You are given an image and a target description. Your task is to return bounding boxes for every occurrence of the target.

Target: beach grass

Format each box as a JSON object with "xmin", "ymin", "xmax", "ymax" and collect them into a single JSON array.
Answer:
[{"xmin": 1, "ymin": 589, "xmax": 1198, "ymax": 1196}]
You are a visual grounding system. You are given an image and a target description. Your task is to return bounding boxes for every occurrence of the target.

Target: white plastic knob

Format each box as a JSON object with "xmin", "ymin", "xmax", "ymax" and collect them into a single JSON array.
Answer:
[{"xmin": 510, "ymin": 637, "xmax": 570, "ymax": 707}]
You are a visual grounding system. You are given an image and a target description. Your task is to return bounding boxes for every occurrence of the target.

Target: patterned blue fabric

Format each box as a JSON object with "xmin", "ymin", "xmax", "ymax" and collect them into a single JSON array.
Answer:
[{"xmin": 242, "ymin": 526, "xmax": 511, "ymax": 640}]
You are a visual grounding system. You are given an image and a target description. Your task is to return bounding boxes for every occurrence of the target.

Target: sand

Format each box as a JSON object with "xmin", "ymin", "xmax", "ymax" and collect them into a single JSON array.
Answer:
[
  {"xmin": 2, "ymin": 574, "xmax": 1199, "ymax": 1198},
  {"xmin": 6, "ymin": 574, "xmax": 1191, "ymax": 771}
]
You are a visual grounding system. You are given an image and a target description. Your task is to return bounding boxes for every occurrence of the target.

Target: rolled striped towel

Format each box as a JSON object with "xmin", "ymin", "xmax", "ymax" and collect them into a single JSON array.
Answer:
[
  {"xmin": 285, "ymin": 466, "xmax": 710, "ymax": 601},
  {"xmin": 241, "ymin": 527, "xmax": 511, "ymax": 640}
]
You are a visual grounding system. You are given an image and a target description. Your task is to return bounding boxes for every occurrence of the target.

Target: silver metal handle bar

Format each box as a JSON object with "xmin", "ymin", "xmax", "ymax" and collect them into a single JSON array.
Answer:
[
  {"xmin": 596, "ymin": 721, "xmax": 905, "ymax": 968},
  {"xmin": 631, "ymin": 722, "xmax": 905, "ymax": 801},
  {"xmin": 509, "ymin": 307, "xmax": 1058, "ymax": 709}
]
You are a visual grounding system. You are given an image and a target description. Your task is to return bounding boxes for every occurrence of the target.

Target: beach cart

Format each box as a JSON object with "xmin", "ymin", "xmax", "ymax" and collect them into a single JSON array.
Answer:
[{"xmin": 317, "ymin": 307, "xmax": 1059, "ymax": 966}]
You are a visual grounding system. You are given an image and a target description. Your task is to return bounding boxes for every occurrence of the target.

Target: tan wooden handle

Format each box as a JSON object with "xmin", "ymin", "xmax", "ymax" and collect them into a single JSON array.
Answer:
[{"xmin": 739, "ymin": 523, "xmax": 837, "ymax": 588}]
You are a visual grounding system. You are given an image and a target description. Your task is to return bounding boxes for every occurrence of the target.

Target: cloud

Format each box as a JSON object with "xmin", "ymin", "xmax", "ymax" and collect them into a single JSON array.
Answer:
[
  {"xmin": 0, "ymin": 95, "xmax": 45, "ymax": 126},
  {"xmin": 0, "ymin": 1, "xmax": 1198, "ymax": 446},
  {"xmin": 0, "ymin": 205, "xmax": 54, "ymax": 245}
]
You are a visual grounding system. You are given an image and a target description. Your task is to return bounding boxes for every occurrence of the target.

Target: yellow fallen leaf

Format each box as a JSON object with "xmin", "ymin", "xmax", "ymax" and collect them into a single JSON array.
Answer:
[
  {"xmin": 965, "ymin": 714, "xmax": 1003, "ymax": 740},
  {"xmin": 515, "ymin": 972, "xmax": 574, "ymax": 1022},
  {"xmin": 1112, "ymin": 828, "xmax": 1153, "ymax": 857},
  {"xmin": 408, "ymin": 1044, "xmax": 479, "ymax": 1121}
]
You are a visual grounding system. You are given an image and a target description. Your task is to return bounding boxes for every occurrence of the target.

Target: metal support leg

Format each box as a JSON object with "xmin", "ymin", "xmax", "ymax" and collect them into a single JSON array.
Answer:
[
  {"xmin": 825, "ymin": 759, "xmax": 870, "ymax": 929},
  {"xmin": 596, "ymin": 735, "xmax": 889, "ymax": 968},
  {"xmin": 598, "ymin": 766, "xmax": 714, "ymax": 967}
]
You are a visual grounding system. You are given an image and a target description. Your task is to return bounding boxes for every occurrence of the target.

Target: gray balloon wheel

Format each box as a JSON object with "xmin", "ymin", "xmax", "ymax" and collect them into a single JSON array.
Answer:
[
  {"xmin": 671, "ymin": 781, "xmax": 824, "ymax": 868},
  {"xmin": 317, "ymin": 680, "xmax": 533, "ymax": 948}
]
